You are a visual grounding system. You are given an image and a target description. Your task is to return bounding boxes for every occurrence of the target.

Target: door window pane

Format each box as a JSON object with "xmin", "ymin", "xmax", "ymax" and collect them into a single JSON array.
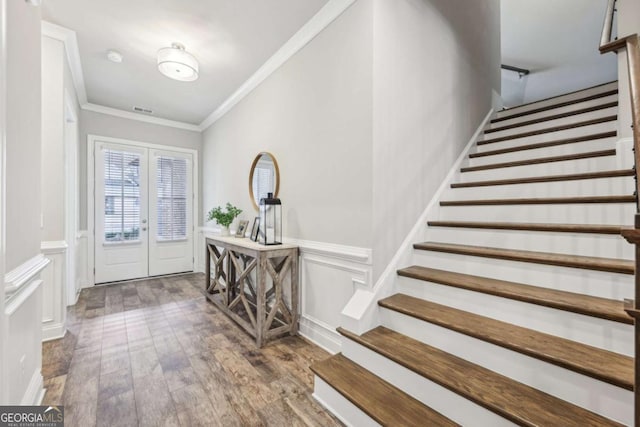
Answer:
[
  {"xmin": 103, "ymin": 149, "xmax": 141, "ymax": 242},
  {"xmin": 156, "ymin": 156, "xmax": 188, "ymax": 241}
]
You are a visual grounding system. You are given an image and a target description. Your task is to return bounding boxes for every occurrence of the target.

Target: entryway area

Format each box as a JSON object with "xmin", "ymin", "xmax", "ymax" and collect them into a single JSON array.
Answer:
[{"xmin": 89, "ymin": 136, "xmax": 197, "ymax": 284}]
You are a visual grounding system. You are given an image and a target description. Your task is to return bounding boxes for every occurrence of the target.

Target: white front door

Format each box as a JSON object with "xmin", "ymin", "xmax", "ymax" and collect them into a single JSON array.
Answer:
[
  {"xmin": 94, "ymin": 141, "xmax": 193, "ymax": 284},
  {"xmin": 149, "ymin": 150, "xmax": 193, "ymax": 277}
]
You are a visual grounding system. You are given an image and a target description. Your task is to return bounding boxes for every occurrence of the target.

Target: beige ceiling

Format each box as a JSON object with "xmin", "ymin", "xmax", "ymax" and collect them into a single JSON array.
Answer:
[{"xmin": 42, "ymin": 0, "xmax": 329, "ymax": 125}]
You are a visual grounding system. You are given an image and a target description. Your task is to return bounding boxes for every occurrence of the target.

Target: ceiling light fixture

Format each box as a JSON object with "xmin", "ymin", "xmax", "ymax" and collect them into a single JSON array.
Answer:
[
  {"xmin": 107, "ymin": 50, "xmax": 123, "ymax": 63},
  {"xmin": 157, "ymin": 43, "xmax": 199, "ymax": 82},
  {"xmin": 25, "ymin": 0, "xmax": 42, "ymax": 6}
]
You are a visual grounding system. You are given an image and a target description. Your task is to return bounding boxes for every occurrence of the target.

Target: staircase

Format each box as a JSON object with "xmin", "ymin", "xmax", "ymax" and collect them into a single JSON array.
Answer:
[{"xmin": 311, "ymin": 81, "xmax": 636, "ymax": 426}]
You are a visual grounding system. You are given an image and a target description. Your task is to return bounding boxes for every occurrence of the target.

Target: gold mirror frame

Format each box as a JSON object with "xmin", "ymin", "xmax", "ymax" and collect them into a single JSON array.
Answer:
[{"xmin": 249, "ymin": 152, "xmax": 280, "ymax": 211}]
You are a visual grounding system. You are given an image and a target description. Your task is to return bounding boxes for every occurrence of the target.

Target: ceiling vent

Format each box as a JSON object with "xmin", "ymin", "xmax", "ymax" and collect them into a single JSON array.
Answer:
[{"xmin": 133, "ymin": 106, "xmax": 153, "ymax": 115}]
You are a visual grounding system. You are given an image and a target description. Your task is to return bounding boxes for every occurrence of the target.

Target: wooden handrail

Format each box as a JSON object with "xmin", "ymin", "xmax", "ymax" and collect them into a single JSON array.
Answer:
[{"xmin": 600, "ymin": 1, "xmax": 640, "ymax": 426}]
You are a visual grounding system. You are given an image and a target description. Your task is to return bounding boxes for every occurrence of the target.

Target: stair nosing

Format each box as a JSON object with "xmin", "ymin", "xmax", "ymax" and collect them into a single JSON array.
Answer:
[
  {"xmin": 426, "ymin": 220, "xmax": 626, "ymax": 234},
  {"xmin": 461, "ymin": 149, "xmax": 616, "ymax": 173},
  {"xmin": 469, "ymin": 131, "xmax": 617, "ymax": 159},
  {"xmin": 485, "ymin": 102, "xmax": 618, "ymax": 135},
  {"xmin": 376, "ymin": 295, "xmax": 634, "ymax": 390},
  {"xmin": 413, "ymin": 242, "xmax": 635, "ymax": 274},
  {"xmin": 451, "ymin": 169, "xmax": 636, "ymax": 188},
  {"xmin": 310, "ymin": 353, "xmax": 458, "ymax": 427},
  {"xmin": 338, "ymin": 326, "xmax": 625, "ymax": 427},
  {"xmin": 493, "ymin": 87, "xmax": 618, "ymax": 123},
  {"xmin": 478, "ymin": 115, "xmax": 617, "ymax": 146},
  {"xmin": 397, "ymin": 265, "xmax": 632, "ymax": 324},
  {"xmin": 439, "ymin": 195, "xmax": 636, "ymax": 206}
]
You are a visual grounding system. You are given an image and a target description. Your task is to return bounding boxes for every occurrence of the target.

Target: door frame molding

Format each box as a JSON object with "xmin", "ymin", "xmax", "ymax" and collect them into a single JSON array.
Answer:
[{"xmin": 87, "ymin": 134, "xmax": 199, "ymax": 286}]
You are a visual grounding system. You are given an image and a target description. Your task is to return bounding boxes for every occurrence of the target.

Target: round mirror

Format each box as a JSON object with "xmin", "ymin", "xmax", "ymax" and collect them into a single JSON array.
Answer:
[{"xmin": 249, "ymin": 152, "xmax": 280, "ymax": 210}]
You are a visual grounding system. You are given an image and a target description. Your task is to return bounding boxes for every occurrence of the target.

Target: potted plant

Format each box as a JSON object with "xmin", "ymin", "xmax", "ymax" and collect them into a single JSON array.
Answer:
[{"xmin": 208, "ymin": 203, "xmax": 243, "ymax": 236}]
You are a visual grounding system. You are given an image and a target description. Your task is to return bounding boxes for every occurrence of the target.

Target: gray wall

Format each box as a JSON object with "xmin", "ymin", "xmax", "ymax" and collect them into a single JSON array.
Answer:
[
  {"xmin": 6, "ymin": 0, "xmax": 42, "ymax": 272},
  {"xmin": 371, "ymin": 0, "xmax": 501, "ymax": 279},
  {"xmin": 201, "ymin": 0, "xmax": 374, "ymax": 248},
  {"xmin": 79, "ymin": 110, "xmax": 203, "ymax": 229}
]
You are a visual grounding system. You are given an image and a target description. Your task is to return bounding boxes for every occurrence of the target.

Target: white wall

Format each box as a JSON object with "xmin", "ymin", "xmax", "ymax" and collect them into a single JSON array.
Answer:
[
  {"xmin": 41, "ymin": 37, "xmax": 66, "ymax": 242},
  {"xmin": 0, "ymin": 0, "xmax": 6, "ymax": 406},
  {"xmin": 79, "ymin": 110, "xmax": 203, "ymax": 230},
  {"xmin": 201, "ymin": 0, "xmax": 373, "ymax": 247},
  {"xmin": 5, "ymin": 0, "xmax": 42, "ymax": 272},
  {"xmin": 2, "ymin": 0, "xmax": 46, "ymax": 405},
  {"xmin": 371, "ymin": 0, "xmax": 501, "ymax": 280},
  {"xmin": 501, "ymin": 0, "xmax": 617, "ymax": 107}
]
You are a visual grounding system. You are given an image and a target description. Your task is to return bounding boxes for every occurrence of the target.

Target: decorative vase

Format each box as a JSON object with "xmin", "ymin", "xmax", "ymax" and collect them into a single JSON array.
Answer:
[{"xmin": 219, "ymin": 226, "xmax": 230, "ymax": 236}]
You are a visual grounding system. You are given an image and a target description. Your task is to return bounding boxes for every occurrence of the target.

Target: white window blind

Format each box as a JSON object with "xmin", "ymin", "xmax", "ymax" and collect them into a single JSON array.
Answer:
[
  {"xmin": 156, "ymin": 156, "xmax": 188, "ymax": 241},
  {"xmin": 252, "ymin": 165, "xmax": 274, "ymax": 203},
  {"xmin": 103, "ymin": 149, "xmax": 141, "ymax": 243}
]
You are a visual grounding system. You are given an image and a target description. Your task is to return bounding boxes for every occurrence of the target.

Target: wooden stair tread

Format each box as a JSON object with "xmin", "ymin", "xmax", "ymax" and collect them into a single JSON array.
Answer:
[
  {"xmin": 440, "ymin": 195, "xmax": 636, "ymax": 206},
  {"xmin": 492, "ymin": 89, "xmax": 618, "ymax": 123},
  {"xmin": 461, "ymin": 149, "xmax": 615, "ymax": 172},
  {"xmin": 397, "ymin": 265, "xmax": 632, "ymax": 324},
  {"xmin": 310, "ymin": 353, "xmax": 458, "ymax": 427},
  {"xmin": 478, "ymin": 115, "xmax": 617, "ymax": 146},
  {"xmin": 451, "ymin": 169, "xmax": 635, "ymax": 188},
  {"xmin": 485, "ymin": 102, "xmax": 618, "ymax": 134},
  {"xmin": 427, "ymin": 220, "xmax": 627, "ymax": 234},
  {"xmin": 413, "ymin": 242, "xmax": 635, "ymax": 274},
  {"xmin": 377, "ymin": 295, "xmax": 633, "ymax": 390},
  {"xmin": 469, "ymin": 131, "xmax": 616, "ymax": 158},
  {"xmin": 339, "ymin": 326, "xmax": 624, "ymax": 427}
]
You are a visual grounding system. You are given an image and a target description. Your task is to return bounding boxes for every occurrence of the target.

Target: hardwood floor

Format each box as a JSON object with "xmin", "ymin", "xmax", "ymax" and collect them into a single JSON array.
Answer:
[{"xmin": 42, "ymin": 273, "xmax": 341, "ymax": 427}]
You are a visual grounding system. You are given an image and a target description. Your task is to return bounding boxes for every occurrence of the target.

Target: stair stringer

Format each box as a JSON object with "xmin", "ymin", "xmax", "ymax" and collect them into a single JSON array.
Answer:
[{"xmin": 339, "ymin": 108, "xmax": 494, "ymax": 335}]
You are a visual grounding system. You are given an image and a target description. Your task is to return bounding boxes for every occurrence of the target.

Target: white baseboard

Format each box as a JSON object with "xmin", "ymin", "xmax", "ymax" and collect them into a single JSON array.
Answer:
[
  {"xmin": 42, "ymin": 324, "xmax": 66, "ymax": 342},
  {"xmin": 21, "ymin": 369, "xmax": 44, "ymax": 406},
  {"xmin": 299, "ymin": 315, "xmax": 341, "ymax": 354},
  {"xmin": 341, "ymin": 108, "xmax": 495, "ymax": 334}
]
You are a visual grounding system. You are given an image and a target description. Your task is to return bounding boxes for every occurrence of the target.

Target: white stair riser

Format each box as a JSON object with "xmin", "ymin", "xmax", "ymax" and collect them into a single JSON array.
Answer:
[
  {"xmin": 436, "ymin": 203, "xmax": 635, "ymax": 225},
  {"xmin": 457, "ymin": 155, "xmax": 619, "ymax": 182},
  {"xmin": 444, "ymin": 176, "xmax": 633, "ymax": 201},
  {"xmin": 341, "ymin": 339, "xmax": 515, "ymax": 427},
  {"xmin": 396, "ymin": 276, "xmax": 633, "ymax": 355},
  {"xmin": 474, "ymin": 122, "xmax": 617, "ymax": 154},
  {"xmin": 313, "ymin": 378, "xmax": 380, "ymax": 427},
  {"xmin": 379, "ymin": 309, "xmax": 633, "ymax": 426},
  {"xmin": 481, "ymin": 107, "xmax": 618, "ymax": 141},
  {"xmin": 424, "ymin": 227, "xmax": 634, "ymax": 260},
  {"xmin": 411, "ymin": 250, "xmax": 633, "ymax": 300},
  {"xmin": 495, "ymin": 83, "xmax": 618, "ymax": 118},
  {"xmin": 466, "ymin": 137, "xmax": 617, "ymax": 167},
  {"xmin": 488, "ymin": 95, "xmax": 618, "ymax": 129}
]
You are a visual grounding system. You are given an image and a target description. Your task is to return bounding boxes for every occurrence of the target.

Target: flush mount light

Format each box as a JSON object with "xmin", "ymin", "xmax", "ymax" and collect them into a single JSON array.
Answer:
[
  {"xmin": 25, "ymin": 0, "xmax": 42, "ymax": 6},
  {"xmin": 157, "ymin": 43, "xmax": 199, "ymax": 82},
  {"xmin": 107, "ymin": 50, "xmax": 123, "ymax": 63}
]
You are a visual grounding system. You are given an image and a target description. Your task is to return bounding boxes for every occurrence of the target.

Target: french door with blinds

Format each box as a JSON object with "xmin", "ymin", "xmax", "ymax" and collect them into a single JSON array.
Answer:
[{"xmin": 94, "ymin": 141, "xmax": 193, "ymax": 284}]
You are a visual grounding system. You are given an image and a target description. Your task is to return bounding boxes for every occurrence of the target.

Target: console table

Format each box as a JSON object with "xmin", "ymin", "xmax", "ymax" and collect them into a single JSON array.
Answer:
[{"xmin": 204, "ymin": 236, "xmax": 299, "ymax": 347}]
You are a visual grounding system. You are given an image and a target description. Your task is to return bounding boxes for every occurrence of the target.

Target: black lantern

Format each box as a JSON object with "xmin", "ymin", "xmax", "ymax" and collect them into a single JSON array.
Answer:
[{"xmin": 259, "ymin": 193, "xmax": 282, "ymax": 245}]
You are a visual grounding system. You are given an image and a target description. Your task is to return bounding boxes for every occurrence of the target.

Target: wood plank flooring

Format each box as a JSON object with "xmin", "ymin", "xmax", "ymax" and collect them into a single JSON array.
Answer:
[{"xmin": 42, "ymin": 273, "xmax": 341, "ymax": 427}]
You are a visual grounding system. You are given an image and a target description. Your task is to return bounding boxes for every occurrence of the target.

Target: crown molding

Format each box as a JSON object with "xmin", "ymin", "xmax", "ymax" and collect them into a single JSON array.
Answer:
[
  {"xmin": 81, "ymin": 103, "xmax": 202, "ymax": 132},
  {"xmin": 41, "ymin": 20, "xmax": 88, "ymax": 105},
  {"xmin": 198, "ymin": 0, "xmax": 356, "ymax": 131}
]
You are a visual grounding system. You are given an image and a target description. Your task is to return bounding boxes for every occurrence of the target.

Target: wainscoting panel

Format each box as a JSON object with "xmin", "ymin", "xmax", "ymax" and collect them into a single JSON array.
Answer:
[
  {"xmin": 41, "ymin": 241, "xmax": 68, "ymax": 341},
  {"xmin": 198, "ymin": 228, "xmax": 372, "ymax": 353},
  {"xmin": 4, "ymin": 255, "xmax": 49, "ymax": 405}
]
